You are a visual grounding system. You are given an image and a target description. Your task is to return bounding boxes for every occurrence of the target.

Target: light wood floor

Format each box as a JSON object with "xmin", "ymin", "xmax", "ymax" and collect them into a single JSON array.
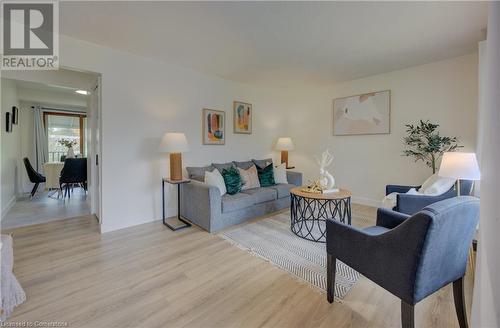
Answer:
[
  {"xmin": 2, "ymin": 188, "xmax": 90, "ymax": 229},
  {"xmin": 4, "ymin": 205, "xmax": 474, "ymax": 328}
]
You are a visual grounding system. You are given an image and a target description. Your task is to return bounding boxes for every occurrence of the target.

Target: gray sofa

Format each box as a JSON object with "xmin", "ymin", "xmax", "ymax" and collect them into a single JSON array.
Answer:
[{"xmin": 181, "ymin": 159, "xmax": 302, "ymax": 232}]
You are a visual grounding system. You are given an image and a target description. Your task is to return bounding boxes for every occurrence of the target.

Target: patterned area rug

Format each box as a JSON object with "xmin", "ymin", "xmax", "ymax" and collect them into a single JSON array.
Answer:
[{"xmin": 219, "ymin": 210, "xmax": 373, "ymax": 301}]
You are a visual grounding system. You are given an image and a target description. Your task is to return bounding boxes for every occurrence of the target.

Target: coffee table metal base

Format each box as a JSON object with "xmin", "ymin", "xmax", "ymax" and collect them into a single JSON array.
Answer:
[{"xmin": 290, "ymin": 193, "xmax": 351, "ymax": 243}]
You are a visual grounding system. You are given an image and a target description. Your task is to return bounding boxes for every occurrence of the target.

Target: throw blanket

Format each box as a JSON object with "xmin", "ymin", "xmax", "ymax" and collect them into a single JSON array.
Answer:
[{"xmin": 1, "ymin": 234, "xmax": 26, "ymax": 321}]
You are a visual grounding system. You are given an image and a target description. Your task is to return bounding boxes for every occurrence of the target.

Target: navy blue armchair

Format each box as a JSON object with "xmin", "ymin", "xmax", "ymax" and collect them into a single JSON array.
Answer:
[
  {"xmin": 326, "ymin": 197, "xmax": 479, "ymax": 328},
  {"xmin": 386, "ymin": 179, "xmax": 473, "ymax": 215}
]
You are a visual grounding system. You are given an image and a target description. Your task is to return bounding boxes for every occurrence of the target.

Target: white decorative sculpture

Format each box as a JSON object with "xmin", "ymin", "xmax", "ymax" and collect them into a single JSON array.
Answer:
[{"xmin": 315, "ymin": 150, "xmax": 335, "ymax": 190}]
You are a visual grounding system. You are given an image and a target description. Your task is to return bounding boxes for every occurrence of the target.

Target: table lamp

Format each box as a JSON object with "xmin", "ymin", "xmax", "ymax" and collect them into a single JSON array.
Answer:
[
  {"xmin": 438, "ymin": 152, "xmax": 480, "ymax": 196},
  {"xmin": 275, "ymin": 137, "xmax": 294, "ymax": 169},
  {"xmin": 159, "ymin": 132, "xmax": 190, "ymax": 181}
]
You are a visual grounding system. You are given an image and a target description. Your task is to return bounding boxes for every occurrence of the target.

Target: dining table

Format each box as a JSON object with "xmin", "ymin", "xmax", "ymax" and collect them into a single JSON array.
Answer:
[{"xmin": 43, "ymin": 162, "xmax": 65, "ymax": 189}]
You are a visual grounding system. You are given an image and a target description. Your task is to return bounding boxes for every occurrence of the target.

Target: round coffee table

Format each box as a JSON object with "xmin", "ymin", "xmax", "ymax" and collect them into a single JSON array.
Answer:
[{"xmin": 290, "ymin": 187, "xmax": 352, "ymax": 243}]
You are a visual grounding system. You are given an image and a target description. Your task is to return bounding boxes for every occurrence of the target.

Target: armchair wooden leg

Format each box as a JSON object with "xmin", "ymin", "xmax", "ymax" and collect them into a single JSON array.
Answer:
[
  {"xmin": 327, "ymin": 253, "xmax": 336, "ymax": 303},
  {"xmin": 401, "ymin": 301, "xmax": 415, "ymax": 328},
  {"xmin": 453, "ymin": 277, "xmax": 468, "ymax": 328}
]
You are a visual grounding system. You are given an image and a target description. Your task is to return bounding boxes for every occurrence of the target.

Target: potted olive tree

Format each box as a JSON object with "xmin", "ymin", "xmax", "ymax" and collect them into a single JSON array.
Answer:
[{"xmin": 403, "ymin": 120, "xmax": 462, "ymax": 173}]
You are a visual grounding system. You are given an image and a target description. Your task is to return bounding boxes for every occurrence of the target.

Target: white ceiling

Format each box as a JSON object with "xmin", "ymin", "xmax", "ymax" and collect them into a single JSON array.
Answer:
[
  {"xmin": 7, "ymin": 79, "xmax": 89, "ymax": 108},
  {"xmin": 14, "ymin": 79, "xmax": 84, "ymax": 95},
  {"xmin": 60, "ymin": 1, "xmax": 487, "ymax": 86}
]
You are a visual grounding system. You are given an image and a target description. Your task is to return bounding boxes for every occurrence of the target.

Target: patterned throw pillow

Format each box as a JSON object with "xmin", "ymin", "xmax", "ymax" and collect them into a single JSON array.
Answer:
[
  {"xmin": 237, "ymin": 165, "xmax": 260, "ymax": 190},
  {"xmin": 257, "ymin": 163, "xmax": 275, "ymax": 187},
  {"xmin": 221, "ymin": 166, "xmax": 242, "ymax": 195}
]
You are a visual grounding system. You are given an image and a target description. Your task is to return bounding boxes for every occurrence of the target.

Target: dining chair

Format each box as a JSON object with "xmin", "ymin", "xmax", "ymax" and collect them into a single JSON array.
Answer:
[
  {"xmin": 23, "ymin": 158, "xmax": 46, "ymax": 198},
  {"xmin": 59, "ymin": 158, "xmax": 87, "ymax": 199}
]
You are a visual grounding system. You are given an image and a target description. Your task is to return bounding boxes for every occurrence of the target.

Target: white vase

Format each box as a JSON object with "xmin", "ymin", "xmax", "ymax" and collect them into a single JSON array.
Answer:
[{"xmin": 67, "ymin": 146, "xmax": 75, "ymax": 158}]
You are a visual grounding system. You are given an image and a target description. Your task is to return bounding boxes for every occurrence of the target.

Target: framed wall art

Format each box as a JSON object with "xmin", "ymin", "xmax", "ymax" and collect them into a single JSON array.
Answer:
[
  {"xmin": 333, "ymin": 90, "xmax": 390, "ymax": 136},
  {"xmin": 5, "ymin": 112, "xmax": 12, "ymax": 132},
  {"xmin": 12, "ymin": 106, "xmax": 19, "ymax": 125},
  {"xmin": 233, "ymin": 101, "xmax": 252, "ymax": 134},
  {"xmin": 203, "ymin": 108, "xmax": 225, "ymax": 145}
]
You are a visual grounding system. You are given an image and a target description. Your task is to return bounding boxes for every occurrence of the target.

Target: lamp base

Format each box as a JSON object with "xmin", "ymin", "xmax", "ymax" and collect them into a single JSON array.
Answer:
[
  {"xmin": 281, "ymin": 150, "xmax": 289, "ymax": 168},
  {"xmin": 170, "ymin": 153, "xmax": 183, "ymax": 181}
]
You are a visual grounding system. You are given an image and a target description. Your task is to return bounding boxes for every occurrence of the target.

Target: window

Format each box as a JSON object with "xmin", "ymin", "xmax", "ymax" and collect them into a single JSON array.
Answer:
[{"xmin": 44, "ymin": 112, "xmax": 87, "ymax": 162}]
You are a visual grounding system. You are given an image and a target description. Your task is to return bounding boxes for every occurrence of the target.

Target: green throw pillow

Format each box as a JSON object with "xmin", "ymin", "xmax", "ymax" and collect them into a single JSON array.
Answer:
[
  {"xmin": 221, "ymin": 166, "xmax": 242, "ymax": 195},
  {"xmin": 257, "ymin": 163, "xmax": 275, "ymax": 187}
]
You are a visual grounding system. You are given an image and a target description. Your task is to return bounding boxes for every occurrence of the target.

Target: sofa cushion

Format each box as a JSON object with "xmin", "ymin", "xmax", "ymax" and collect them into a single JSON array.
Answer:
[
  {"xmin": 241, "ymin": 187, "xmax": 277, "ymax": 204},
  {"xmin": 233, "ymin": 160, "xmax": 254, "ymax": 170},
  {"xmin": 212, "ymin": 162, "xmax": 235, "ymax": 173},
  {"xmin": 238, "ymin": 165, "xmax": 260, "ymax": 190},
  {"xmin": 270, "ymin": 183, "xmax": 295, "ymax": 199},
  {"xmin": 221, "ymin": 193, "xmax": 254, "ymax": 213},
  {"xmin": 221, "ymin": 166, "xmax": 242, "ymax": 195},
  {"xmin": 257, "ymin": 163, "xmax": 276, "ymax": 187},
  {"xmin": 186, "ymin": 165, "xmax": 214, "ymax": 182},
  {"xmin": 273, "ymin": 163, "xmax": 288, "ymax": 184},
  {"xmin": 252, "ymin": 158, "xmax": 272, "ymax": 169},
  {"xmin": 204, "ymin": 169, "xmax": 226, "ymax": 196}
]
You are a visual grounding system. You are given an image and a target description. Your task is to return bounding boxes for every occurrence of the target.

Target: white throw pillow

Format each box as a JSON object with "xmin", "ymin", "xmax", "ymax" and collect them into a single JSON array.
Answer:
[
  {"xmin": 420, "ymin": 174, "xmax": 456, "ymax": 196},
  {"xmin": 273, "ymin": 163, "xmax": 288, "ymax": 184},
  {"xmin": 204, "ymin": 169, "xmax": 226, "ymax": 196},
  {"xmin": 420, "ymin": 174, "xmax": 438, "ymax": 192}
]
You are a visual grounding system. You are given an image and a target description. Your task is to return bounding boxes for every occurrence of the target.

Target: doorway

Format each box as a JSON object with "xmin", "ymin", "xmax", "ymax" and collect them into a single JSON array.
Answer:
[{"xmin": 0, "ymin": 68, "xmax": 102, "ymax": 230}]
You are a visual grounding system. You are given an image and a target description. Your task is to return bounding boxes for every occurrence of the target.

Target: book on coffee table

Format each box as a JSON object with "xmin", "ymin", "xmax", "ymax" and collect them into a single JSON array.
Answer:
[{"xmin": 322, "ymin": 188, "xmax": 339, "ymax": 194}]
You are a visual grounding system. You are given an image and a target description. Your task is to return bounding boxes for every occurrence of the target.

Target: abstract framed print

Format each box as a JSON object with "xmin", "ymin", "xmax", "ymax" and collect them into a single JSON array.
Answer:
[
  {"xmin": 203, "ymin": 108, "xmax": 225, "ymax": 145},
  {"xmin": 233, "ymin": 101, "xmax": 252, "ymax": 134}
]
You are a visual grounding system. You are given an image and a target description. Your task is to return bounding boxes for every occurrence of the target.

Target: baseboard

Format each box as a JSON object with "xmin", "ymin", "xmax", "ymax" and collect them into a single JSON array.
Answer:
[
  {"xmin": 352, "ymin": 196, "xmax": 381, "ymax": 208},
  {"xmin": 1, "ymin": 196, "xmax": 16, "ymax": 221},
  {"xmin": 100, "ymin": 207, "xmax": 177, "ymax": 234}
]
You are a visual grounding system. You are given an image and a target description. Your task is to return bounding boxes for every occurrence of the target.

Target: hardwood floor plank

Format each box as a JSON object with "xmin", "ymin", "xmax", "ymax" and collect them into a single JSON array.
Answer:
[{"xmin": 5, "ymin": 208, "xmax": 474, "ymax": 327}]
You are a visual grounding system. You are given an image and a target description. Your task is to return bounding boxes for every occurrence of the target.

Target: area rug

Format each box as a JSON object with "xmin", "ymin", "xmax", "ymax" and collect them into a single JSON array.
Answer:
[{"xmin": 219, "ymin": 211, "xmax": 368, "ymax": 301}]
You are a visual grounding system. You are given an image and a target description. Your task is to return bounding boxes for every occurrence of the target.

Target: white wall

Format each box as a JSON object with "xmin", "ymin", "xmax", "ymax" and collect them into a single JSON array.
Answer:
[
  {"xmin": 285, "ymin": 54, "xmax": 478, "ymax": 206},
  {"xmin": 1, "ymin": 79, "xmax": 21, "ymax": 218},
  {"xmin": 58, "ymin": 35, "xmax": 478, "ymax": 232},
  {"xmin": 58, "ymin": 36, "xmax": 289, "ymax": 233}
]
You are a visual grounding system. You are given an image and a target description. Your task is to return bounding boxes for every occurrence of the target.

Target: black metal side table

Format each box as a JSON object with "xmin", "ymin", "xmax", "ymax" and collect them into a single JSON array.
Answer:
[{"xmin": 162, "ymin": 178, "xmax": 191, "ymax": 231}]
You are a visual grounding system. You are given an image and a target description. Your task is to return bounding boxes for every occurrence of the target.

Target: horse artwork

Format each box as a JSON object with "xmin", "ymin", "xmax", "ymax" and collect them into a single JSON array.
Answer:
[
  {"xmin": 203, "ymin": 108, "xmax": 225, "ymax": 145},
  {"xmin": 233, "ymin": 101, "xmax": 252, "ymax": 134},
  {"xmin": 333, "ymin": 90, "xmax": 390, "ymax": 135}
]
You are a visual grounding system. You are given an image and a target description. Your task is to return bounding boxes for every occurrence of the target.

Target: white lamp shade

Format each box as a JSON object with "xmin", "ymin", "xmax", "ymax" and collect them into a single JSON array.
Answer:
[
  {"xmin": 159, "ymin": 133, "xmax": 189, "ymax": 153},
  {"xmin": 275, "ymin": 137, "xmax": 294, "ymax": 151},
  {"xmin": 438, "ymin": 152, "xmax": 480, "ymax": 180}
]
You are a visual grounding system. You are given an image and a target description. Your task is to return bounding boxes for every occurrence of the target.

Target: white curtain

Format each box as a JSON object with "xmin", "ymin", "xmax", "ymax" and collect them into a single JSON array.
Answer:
[
  {"xmin": 33, "ymin": 106, "xmax": 48, "ymax": 172},
  {"xmin": 471, "ymin": 2, "xmax": 500, "ymax": 327}
]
